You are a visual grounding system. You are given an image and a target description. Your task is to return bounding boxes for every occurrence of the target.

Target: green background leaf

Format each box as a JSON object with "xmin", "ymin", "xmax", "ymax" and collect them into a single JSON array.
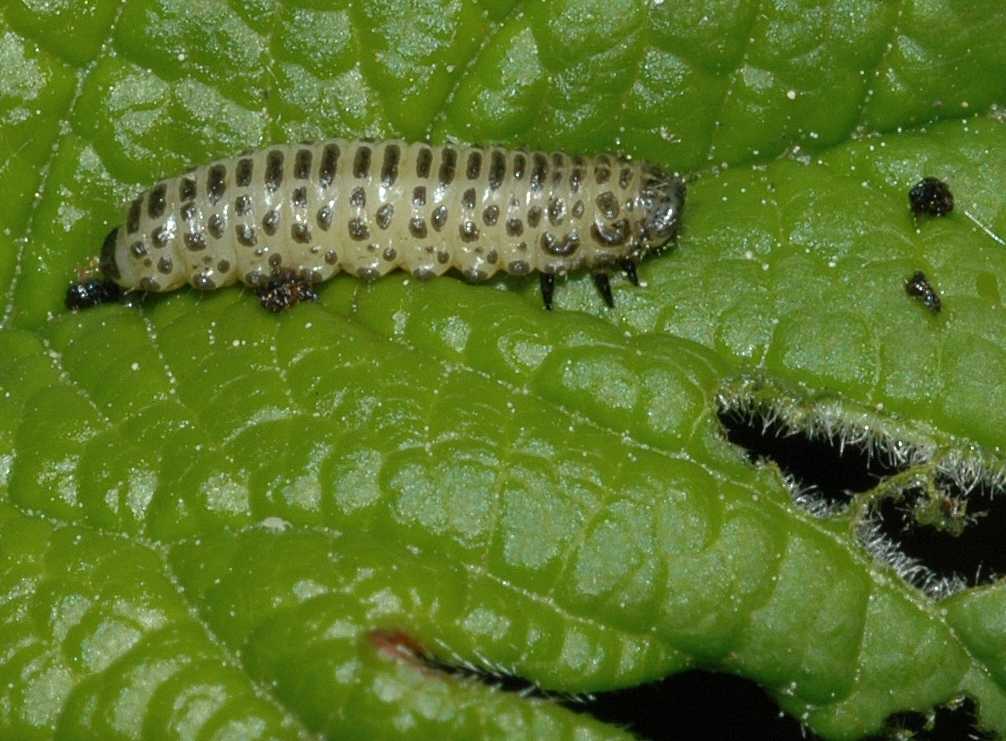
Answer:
[{"xmin": 1, "ymin": 1, "xmax": 1006, "ymax": 738}]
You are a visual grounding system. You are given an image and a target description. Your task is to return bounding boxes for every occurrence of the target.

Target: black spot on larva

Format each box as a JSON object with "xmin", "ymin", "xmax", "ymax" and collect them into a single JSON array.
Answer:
[
  {"xmin": 192, "ymin": 272, "xmax": 216, "ymax": 290},
  {"xmin": 463, "ymin": 188, "xmax": 476, "ymax": 209},
  {"xmin": 416, "ymin": 147, "xmax": 433, "ymax": 178},
  {"xmin": 147, "ymin": 183, "xmax": 167, "ymax": 219},
  {"xmin": 506, "ymin": 217, "xmax": 523, "ymax": 236},
  {"xmin": 530, "ymin": 153, "xmax": 547, "ymax": 190},
  {"xmin": 324, "ymin": 249, "xmax": 338, "ymax": 265},
  {"xmin": 513, "ymin": 153, "xmax": 526, "ymax": 179},
  {"xmin": 208, "ymin": 213, "xmax": 225, "ymax": 239},
  {"xmin": 431, "ymin": 205, "xmax": 448, "ymax": 231},
  {"xmin": 572, "ymin": 200, "xmax": 584, "ymax": 219},
  {"xmin": 217, "ymin": 260, "xmax": 231, "ymax": 273},
  {"xmin": 245, "ymin": 269, "xmax": 266, "ymax": 287},
  {"xmin": 350, "ymin": 187, "xmax": 366, "ymax": 208},
  {"xmin": 348, "ymin": 217, "xmax": 369, "ymax": 241},
  {"xmin": 143, "ymin": 258, "xmax": 153, "ymax": 268},
  {"xmin": 263, "ymin": 209, "xmax": 280, "ymax": 236},
  {"xmin": 265, "ymin": 150, "xmax": 284, "ymax": 192},
  {"xmin": 909, "ymin": 177, "xmax": 954, "ymax": 217},
  {"xmin": 412, "ymin": 186, "xmax": 427, "ymax": 207},
  {"xmin": 383, "ymin": 247, "xmax": 397, "ymax": 261},
  {"xmin": 413, "ymin": 266, "xmax": 434, "ymax": 280},
  {"xmin": 463, "ymin": 268, "xmax": 488, "ymax": 282},
  {"xmin": 438, "ymin": 147, "xmax": 457, "ymax": 186},
  {"xmin": 483, "ymin": 205, "xmax": 499, "ymax": 226},
  {"xmin": 570, "ymin": 168, "xmax": 583, "ymax": 192},
  {"xmin": 139, "ymin": 277, "xmax": 160, "ymax": 292},
  {"xmin": 236, "ymin": 224, "xmax": 256, "ymax": 246},
  {"xmin": 619, "ymin": 167, "xmax": 634, "ymax": 188},
  {"xmin": 207, "ymin": 164, "xmax": 226, "ymax": 204},
  {"xmin": 320, "ymin": 143, "xmax": 339, "ymax": 187},
  {"xmin": 591, "ymin": 219, "xmax": 629, "ymax": 246},
  {"xmin": 436, "ymin": 249, "xmax": 450, "ymax": 264},
  {"xmin": 376, "ymin": 203, "xmax": 394, "ymax": 230},
  {"xmin": 291, "ymin": 222, "xmax": 311, "ymax": 243},
  {"xmin": 151, "ymin": 225, "xmax": 169, "ymax": 247},
  {"xmin": 235, "ymin": 194, "xmax": 252, "ymax": 215},
  {"xmin": 157, "ymin": 256, "xmax": 173, "ymax": 274},
  {"xmin": 66, "ymin": 279, "xmax": 121, "ymax": 310},
  {"xmin": 381, "ymin": 144, "xmax": 400, "ymax": 186},
  {"xmin": 527, "ymin": 206, "xmax": 542, "ymax": 228},
  {"xmin": 548, "ymin": 198, "xmax": 566, "ymax": 226},
  {"xmin": 459, "ymin": 220, "xmax": 480, "ymax": 243},
  {"xmin": 127, "ymin": 198, "xmax": 142, "ymax": 234},
  {"xmin": 466, "ymin": 151, "xmax": 482, "ymax": 180},
  {"xmin": 357, "ymin": 266, "xmax": 380, "ymax": 280},
  {"xmin": 595, "ymin": 165, "xmax": 611, "ymax": 184},
  {"xmin": 489, "ymin": 151, "xmax": 505, "ymax": 189},
  {"xmin": 547, "ymin": 231, "xmax": 580, "ymax": 257},
  {"xmin": 409, "ymin": 216, "xmax": 428, "ymax": 238},
  {"xmin": 185, "ymin": 231, "xmax": 207, "ymax": 251},
  {"xmin": 552, "ymin": 152, "xmax": 565, "ymax": 168},
  {"xmin": 508, "ymin": 260, "xmax": 530, "ymax": 275},
  {"xmin": 292, "ymin": 186, "xmax": 307, "ymax": 208},
  {"xmin": 295, "ymin": 148, "xmax": 312, "ymax": 179},
  {"xmin": 100, "ymin": 227, "xmax": 120, "ymax": 279},
  {"xmin": 596, "ymin": 191, "xmax": 619, "ymax": 219},
  {"xmin": 180, "ymin": 176, "xmax": 196, "ymax": 202},
  {"xmin": 486, "ymin": 249, "xmax": 498, "ymax": 264},
  {"xmin": 353, "ymin": 145, "xmax": 372, "ymax": 179},
  {"xmin": 269, "ymin": 253, "xmax": 283, "ymax": 269},
  {"xmin": 130, "ymin": 241, "xmax": 147, "ymax": 258},
  {"xmin": 236, "ymin": 158, "xmax": 253, "ymax": 187},
  {"xmin": 905, "ymin": 270, "xmax": 942, "ymax": 312},
  {"xmin": 180, "ymin": 202, "xmax": 197, "ymax": 221}
]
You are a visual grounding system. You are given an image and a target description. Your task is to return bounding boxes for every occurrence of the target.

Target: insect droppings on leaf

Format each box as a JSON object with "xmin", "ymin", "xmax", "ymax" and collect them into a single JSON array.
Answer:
[
  {"xmin": 905, "ymin": 270, "xmax": 942, "ymax": 312},
  {"xmin": 909, "ymin": 177, "xmax": 954, "ymax": 217}
]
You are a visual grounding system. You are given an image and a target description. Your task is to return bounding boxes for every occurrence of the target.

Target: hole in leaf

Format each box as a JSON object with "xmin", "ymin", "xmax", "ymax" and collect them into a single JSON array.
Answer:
[
  {"xmin": 873, "ymin": 482, "xmax": 1005, "ymax": 588},
  {"xmin": 865, "ymin": 695, "xmax": 993, "ymax": 740},
  {"xmin": 717, "ymin": 409, "xmax": 904, "ymax": 507},
  {"xmin": 571, "ymin": 670, "xmax": 819, "ymax": 740}
]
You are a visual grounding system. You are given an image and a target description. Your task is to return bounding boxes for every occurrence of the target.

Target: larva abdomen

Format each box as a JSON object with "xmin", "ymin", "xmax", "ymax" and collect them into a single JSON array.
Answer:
[{"xmin": 98, "ymin": 139, "xmax": 685, "ymax": 309}]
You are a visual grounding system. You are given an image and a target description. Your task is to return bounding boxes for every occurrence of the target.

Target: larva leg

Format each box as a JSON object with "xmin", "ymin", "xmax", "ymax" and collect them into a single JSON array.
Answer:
[
  {"xmin": 540, "ymin": 273, "xmax": 555, "ymax": 310},
  {"xmin": 620, "ymin": 258, "xmax": 639, "ymax": 287},
  {"xmin": 256, "ymin": 270, "xmax": 319, "ymax": 313},
  {"xmin": 592, "ymin": 273, "xmax": 614, "ymax": 308}
]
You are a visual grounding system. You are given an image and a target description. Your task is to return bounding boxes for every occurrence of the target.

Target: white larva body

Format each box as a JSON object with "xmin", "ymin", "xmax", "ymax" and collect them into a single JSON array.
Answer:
[{"xmin": 100, "ymin": 139, "xmax": 685, "ymax": 295}]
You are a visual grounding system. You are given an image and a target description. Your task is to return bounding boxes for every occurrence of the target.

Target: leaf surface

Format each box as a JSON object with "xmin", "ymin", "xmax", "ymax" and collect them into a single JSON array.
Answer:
[{"xmin": 1, "ymin": 1, "xmax": 1006, "ymax": 738}]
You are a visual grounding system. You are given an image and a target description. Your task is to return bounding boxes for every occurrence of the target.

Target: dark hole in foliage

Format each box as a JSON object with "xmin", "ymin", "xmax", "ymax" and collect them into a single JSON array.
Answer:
[
  {"xmin": 875, "ymin": 482, "xmax": 1005, "ymax": 588},
  {"xmin": 573, "ymin": 670, "xmax": 819, "ymax": 741},
  {"xmin": 865, "ymin": 696, "xmax": 992, "ymax": 740},
  {"xmin": 717, "ymin": 409, "xmax": 904, "ymax": 506}
]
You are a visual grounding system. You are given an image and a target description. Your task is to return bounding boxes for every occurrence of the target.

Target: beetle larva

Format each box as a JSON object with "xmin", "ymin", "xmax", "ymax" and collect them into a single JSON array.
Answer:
[{"xmin": 69, "ymin": 139, "xmax": 686, "ymax": 312}]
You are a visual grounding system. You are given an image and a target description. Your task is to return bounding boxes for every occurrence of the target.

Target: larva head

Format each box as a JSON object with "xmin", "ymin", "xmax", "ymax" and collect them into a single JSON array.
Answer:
[{"xmin": 634, "ymin": 166, "xmax": 686, "ymax": 256}]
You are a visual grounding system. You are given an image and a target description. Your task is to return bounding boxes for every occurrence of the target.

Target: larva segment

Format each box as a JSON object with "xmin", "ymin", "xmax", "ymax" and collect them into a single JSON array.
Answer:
[{"xmin": 97, "ymin": 139, "xmax": 686, "ymax": 310}]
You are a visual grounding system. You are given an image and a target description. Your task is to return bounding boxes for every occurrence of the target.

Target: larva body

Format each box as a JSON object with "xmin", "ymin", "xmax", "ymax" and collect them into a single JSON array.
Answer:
[{"xmin": 94, "ymin": 139, "xmax": 685, "ymax": 309}]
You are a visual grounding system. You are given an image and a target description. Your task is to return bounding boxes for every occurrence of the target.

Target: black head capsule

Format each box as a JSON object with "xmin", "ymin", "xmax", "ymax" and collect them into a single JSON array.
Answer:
[
  {"xmin": 909, "ymin": 177, "xmax": 954, "ymax": 217},
  {"xmin": 65, "ymin": 279, "xmax": 123, "ymax": 311},
  {"xmin": 905, "ymin": 270, "xmax": 941, "ymax": 312}
]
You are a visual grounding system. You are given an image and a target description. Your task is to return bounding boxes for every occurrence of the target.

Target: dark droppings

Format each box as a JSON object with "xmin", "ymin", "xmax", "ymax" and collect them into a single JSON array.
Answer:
[
  {"xmin": 909, "ymin": 177, "xmax": 954, "ymax": 217},
  {"xmin": 65, "ymin": 279, "xmax": 123, "ymax": 310},
  {"xmin": 256, "ymin": 271, "xmax": 319, "ymax": 312},
  {"xmin": 905, "ymin": 270, "xmax": 942, "ymax": 312}
]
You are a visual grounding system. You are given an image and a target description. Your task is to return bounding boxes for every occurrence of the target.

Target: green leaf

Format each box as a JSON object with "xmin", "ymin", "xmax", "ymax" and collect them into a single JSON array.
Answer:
[{"xmin": 1, "ymin": 1, "xmax": 1006, "ymax": 738}]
